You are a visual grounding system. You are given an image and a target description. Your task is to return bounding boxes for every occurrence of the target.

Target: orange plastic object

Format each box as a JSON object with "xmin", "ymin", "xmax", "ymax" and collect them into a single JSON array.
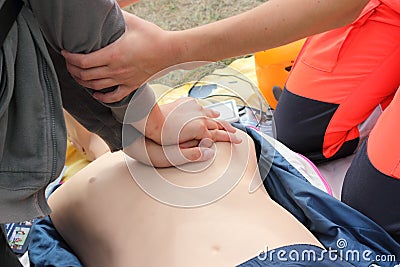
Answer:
[{"xmin": 255, "ymin": 39, "xmax": 305, "ymax": 109}]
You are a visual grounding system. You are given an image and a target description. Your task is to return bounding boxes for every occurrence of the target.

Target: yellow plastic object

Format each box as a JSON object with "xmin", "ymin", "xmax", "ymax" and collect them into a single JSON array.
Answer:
[{"xmin": 255, "ymin": 39, "xmax": 306, "ymax": 109}]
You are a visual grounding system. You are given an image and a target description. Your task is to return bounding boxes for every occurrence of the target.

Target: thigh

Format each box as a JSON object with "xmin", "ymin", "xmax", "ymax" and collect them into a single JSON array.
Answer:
[
  {"xmin": 342, "ymin": 90, "xmax": 400, "ymax": 242},
  {"xmin": 341, "ymin": 140, "xmax": 400, "ymax": 243},
  {"xmin": 274, "ymin": 88, "xmax": 359, "ymax": 163}
]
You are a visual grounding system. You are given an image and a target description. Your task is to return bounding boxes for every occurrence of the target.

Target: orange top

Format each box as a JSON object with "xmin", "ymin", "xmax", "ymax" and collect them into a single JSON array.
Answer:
[{"xmin": 285, "ymin": 0, "xmax": 400, "ymax": 158}]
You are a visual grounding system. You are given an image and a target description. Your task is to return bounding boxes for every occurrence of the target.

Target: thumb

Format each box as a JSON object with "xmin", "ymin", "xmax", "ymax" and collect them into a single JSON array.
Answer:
[{"xmin": 61, "ymin": 46, "xmax": 110, "ymax": 69}]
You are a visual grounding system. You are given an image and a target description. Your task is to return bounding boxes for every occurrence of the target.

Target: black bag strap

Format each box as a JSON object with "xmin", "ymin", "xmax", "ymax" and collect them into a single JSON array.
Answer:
[{"xmin": 0, "ymin": 0, "xmax": 23, "ymax": 47}]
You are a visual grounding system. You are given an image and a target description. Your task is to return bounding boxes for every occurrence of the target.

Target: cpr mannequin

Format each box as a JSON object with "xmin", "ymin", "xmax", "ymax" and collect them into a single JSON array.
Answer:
[{"xmin": 48, "ymin": 130, "xmax": 323, "ymax": 267}]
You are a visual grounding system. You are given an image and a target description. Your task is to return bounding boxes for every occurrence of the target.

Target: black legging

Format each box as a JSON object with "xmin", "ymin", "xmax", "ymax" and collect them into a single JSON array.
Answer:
[{"xmin": 341, "ymin": 140, "xmax": 400, "ymax": 243}]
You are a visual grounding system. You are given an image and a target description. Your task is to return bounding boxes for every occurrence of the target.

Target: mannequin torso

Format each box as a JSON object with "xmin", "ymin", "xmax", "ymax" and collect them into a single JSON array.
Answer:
[{"xmin": 48, "ymin": 131, "xmax": 322, "ymax": 267}]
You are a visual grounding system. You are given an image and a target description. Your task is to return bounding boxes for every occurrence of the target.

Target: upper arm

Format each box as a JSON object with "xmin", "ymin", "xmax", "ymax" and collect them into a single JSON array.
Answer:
[{"xmin": 27, "ymin": 0, "xmax": 125, "ymax": 53}]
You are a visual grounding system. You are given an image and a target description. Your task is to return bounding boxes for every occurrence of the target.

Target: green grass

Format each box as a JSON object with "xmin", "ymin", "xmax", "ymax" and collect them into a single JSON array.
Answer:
[{"xmin": 124, "ymin": 0, "xmax": 267, "ymax": 66}]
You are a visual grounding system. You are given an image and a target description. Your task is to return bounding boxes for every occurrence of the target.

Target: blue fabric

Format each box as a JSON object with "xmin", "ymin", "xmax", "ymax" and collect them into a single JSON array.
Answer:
[
  {"xmin": 29, "ymin": 184, "xmax": 82, "ymax": 267},
  {"xmin": 29, "ymin": 215, "xmax": 82, "ymax": 267},
  {"xmin": 29, "ymin": 127, "xmax": 400, "ymax": 266},
  {"xmin": 245, "ymin": 128, "xmax": 400, "ymax": 267},
  {"xmin": 239, "ymin": 244, "xmax": 354, "ymax": 266}
]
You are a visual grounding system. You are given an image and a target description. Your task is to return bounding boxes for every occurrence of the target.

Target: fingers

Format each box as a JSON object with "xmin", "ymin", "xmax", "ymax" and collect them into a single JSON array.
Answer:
[
  {"xmin": 128, "ymin": 134, "xmax": 232, "ymax": 168},
  {"xmin": 62, "ymin": 50, "xmax": 108, "ymax": 70},
  {"xmin": 203, "ymin": 107, "xmax": 220, "ymax": 118},
  {"xmin": 182, "ymin": 116, "xmax": 240, "ymax": 144},
  {"xmin": 208, "ymin": 130, "xmax": 242, "ymax": 144},
  {"xmin": 198, "ymin": 138, "xmax": 214, "ymax": 148},
  {"xmin": 163, "ymin": 146, "xmax": 215, "ymax": 167},
  {"xmin": 66, "ymin": 61, "xmax": 140, "ymax": 91},
  {"xmin": 179, "ymin": 139, "xmax": 200, "ymax": 149},
  {"xmin": 181, "ymin": 147, "xmax": 215, "ymax": 162},
  {"xmin": 177, "ymin": 121, "xmax": 241, "ymax": 145},
  {"xmin": 205, "ymin": 119, "xmax": 236, "ymax": 133},
  {"xmin": 172, "ymin": 117, "xmax": 238, "ymax": 144},
  {"xmin": 147, "ymin": 144, "xmax": 215, "ymax": 168},
  {"xmin": 71, "ymin": 76, "xmax": 117, "ymax": 90},
  {"xmin": 66, "ymin": 62, "xmax": 111, "ymax": 82}
]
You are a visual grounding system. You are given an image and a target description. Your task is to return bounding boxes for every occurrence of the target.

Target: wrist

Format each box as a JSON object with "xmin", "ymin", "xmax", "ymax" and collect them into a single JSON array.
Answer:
[
  {"xmin": 171, "ymin": 27, "xmax": 223, "ymax": 63},
  {"xmin": 165, "ymin": 31, "xmax": 188, "ymax": 65},
  {"xmin": 143, "ymin": 104, "xmax": 165, "ymax": 144}
]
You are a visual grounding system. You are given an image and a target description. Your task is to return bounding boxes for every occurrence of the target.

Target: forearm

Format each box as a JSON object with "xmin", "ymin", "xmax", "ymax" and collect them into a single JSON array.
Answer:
[
  {"xmin": 172, "ymin": 0, "xmax": 369, "ymax": 62},
  {"xmin": 128, "ymin": 105, "xmax": 165, "ymax": 144}
]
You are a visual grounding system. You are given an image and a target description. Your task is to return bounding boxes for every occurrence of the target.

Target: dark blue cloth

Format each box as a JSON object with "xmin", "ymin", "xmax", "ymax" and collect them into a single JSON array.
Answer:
[
  {"xmin": 29, "ymin": 215, "xmax": 82, "ymax": 267},
  {"xmin": 244, "ymin": 127, "xmax": 400, "ymax": 267},
  {"xmin": 239, "ymin": 244, "xmax": 354, "ymax": 266},
  {"xmin": 29, "ymin": 184, "xmax": 82, "ymax": 267}
]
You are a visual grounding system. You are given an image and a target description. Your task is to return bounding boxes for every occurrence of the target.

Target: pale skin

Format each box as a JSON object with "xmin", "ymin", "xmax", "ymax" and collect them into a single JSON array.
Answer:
[
  {"xmin": 62, "ymin": 0, "xmax": 370, "ymax": 103},
  {"xmin": 132, "ymin": 97, "xmax": 240, "ymax": 147},
  {"xmin": 65, "ymin": 98, "xmax": 240, "ymax": 167},
  {"xmin": 126, "ymin": 98, "xmax": 241, "ymax": 167},
  {"xmin": 117, "ymin": 66, "xmax": 242, "ymax": 166},
  {"xmin": 48, "ymin": 130, "xmax": 323, "ymax": 267}
]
